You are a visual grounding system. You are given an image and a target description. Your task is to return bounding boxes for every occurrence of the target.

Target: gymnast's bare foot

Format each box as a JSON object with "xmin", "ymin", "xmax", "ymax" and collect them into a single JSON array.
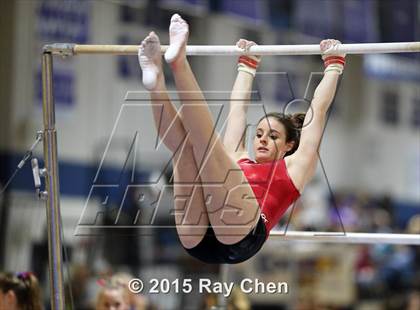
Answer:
[
  {"xmin": 138, "ymin": 31, "xmax": 162, "ymax": 90},
  {"xmin": 164, "ymin": 13, "xmax": 189, "ymax": 65}
]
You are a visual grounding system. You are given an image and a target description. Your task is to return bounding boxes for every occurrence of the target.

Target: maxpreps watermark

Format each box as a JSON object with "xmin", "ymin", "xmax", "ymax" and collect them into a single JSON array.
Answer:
[
  {"xmin": 127, "ymin": 278, "xmax": 289, "ymax": 297},
  {"xmin": 76, "ymin": 79, "xmax": 325, "ymax": 235}
]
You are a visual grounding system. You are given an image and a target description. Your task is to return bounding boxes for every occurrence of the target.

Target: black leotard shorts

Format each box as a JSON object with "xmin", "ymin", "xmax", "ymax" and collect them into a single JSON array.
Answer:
[{"xmin": 183, "ymin": 217, "xmax": 267, "ymax": 264}]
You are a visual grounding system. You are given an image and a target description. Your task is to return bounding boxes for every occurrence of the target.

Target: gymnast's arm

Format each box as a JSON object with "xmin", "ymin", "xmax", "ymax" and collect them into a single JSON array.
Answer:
[
  {"xmin": 223, "ymin": 39, "xmax": 260, "ymax": 161},
  {"xmin": 287, "ymin": 40, "xmax": 344, "ymax": 191},
  {"xmin": 223, "ymin": 69, "xmax": 253, "ymax": 160}
]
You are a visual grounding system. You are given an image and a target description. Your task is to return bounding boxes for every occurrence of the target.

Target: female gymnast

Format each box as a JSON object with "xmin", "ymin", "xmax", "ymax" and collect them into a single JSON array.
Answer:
[{"xmin": 138, "ymin": 14, "xmax": 345, "ymax": 264}]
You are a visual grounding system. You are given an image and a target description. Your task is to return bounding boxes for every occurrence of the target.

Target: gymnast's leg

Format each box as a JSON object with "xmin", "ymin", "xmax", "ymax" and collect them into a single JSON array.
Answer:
[
  {"xmin": 165, "ymin": 14, "xmax": 261, "ymax": 245},
  {"xmin": 139, "ymin": 32, "xmax": 208, "ymax": 248}
]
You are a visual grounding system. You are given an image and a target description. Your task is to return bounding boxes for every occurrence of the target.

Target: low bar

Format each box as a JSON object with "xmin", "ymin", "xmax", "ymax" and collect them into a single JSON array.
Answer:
[
  {"xmin": 44, "ymin": 42, "xmax": 420, "ymax": 56},
  {"xmin": 270, "ymin": 231, "xmax": 420, "ymax": 245}
]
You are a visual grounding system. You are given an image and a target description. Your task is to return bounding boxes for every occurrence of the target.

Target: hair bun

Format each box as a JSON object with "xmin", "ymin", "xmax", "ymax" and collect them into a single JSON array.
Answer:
[{"xmin": 291, "ymin": 113, "xmax": 305, "ymax": 129}]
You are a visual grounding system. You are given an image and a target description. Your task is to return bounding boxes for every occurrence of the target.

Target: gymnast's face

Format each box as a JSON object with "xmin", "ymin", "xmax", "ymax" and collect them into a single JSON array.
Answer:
[{"xmin": 253, "ymin": 117, "xmax": 294, "ymax": 163}]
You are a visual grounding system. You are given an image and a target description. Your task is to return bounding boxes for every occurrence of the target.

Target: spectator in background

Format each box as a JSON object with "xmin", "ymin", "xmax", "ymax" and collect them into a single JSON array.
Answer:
[
  {"xmin": 110, "ymin": 273, "xmax": 150, "ymax": 310},
  {"xmin": 0, "ymin": 271, "xmax": 43, "ymax": 310},
  {"xmin": 407, "ymin": 215, "xmax": 420, "ymax": 309},
  {"xmin": 95, "ymin": 273, "xmax": 155, "ymax": 310},
  {"xmin": 67, "ymin": 264, "xmax": 94, "ymax": 310},
  {"xmin": 200, "ymin": 286, "xmax": 250, "ymax": 310},
  {"xmin": 227, "ymin": 287, "xmax": 251, "ymax": 310},
  {"xmin": 297, "ymin": 176, "xmax": 329, "ymax": 230},
  {"xmin": 96, "ymin": 280, "xmax": 129, "ymax": 310},
  {"xmin": 372, "ymin": 208, "xmax": 392, "ymax": 233},
  {"xmin": 329, "ymin": 193, "xmax": 359, "ymax": 231}
]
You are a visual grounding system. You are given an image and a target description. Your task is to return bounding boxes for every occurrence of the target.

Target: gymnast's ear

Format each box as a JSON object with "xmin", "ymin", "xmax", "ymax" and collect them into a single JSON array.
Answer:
[{"xmin": 285, "ymin": 141, "xmax": 295, "ymax": 152}]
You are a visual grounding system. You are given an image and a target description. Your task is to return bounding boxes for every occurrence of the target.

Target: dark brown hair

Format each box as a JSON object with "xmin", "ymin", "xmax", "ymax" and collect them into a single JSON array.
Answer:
[
  {"xmin": 258, "ymin": 112, "xmax": 305, "ymax": 156},
  {"xmin": 0, "ymin": 272, "xmax": 43, "ymax": 310}
]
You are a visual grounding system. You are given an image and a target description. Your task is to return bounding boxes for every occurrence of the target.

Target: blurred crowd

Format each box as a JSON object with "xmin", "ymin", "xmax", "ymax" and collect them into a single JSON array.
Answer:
[
  {"xmin": 0, "ymin": 269, "xmax": 251, "ymax": 310},
  {"xmin": 1, "ymin": 190, "xmax": 418, "ymax": 310},
  {"xmin": 289, "ymin": 188, "xmax": 420, "ymax": 310}
]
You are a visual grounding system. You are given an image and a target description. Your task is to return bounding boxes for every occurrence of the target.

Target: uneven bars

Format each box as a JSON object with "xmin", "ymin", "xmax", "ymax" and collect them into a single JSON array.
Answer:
[
  {"xmin": 270, "ymin": 231, "xmax": 420, "ymax": 245},
  {"xmin": 44, "ymin": 42, "xmax": 420, "ymax": 56}
]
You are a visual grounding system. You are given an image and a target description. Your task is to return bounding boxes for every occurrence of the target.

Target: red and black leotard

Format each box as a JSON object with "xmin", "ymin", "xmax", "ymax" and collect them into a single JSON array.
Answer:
[
  {"xmin": 237, "ymin": 158, "xmax": 301, "ymax": 237},
  {"xmin": 184, "ymin": 158, "xmax": 300, "ymax": 264}
]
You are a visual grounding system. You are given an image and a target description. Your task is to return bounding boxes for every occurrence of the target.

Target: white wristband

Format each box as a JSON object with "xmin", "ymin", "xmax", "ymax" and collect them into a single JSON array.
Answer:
[
  {"xmin": 238, "ymin": 63, "xmax": 257, "ymax": 77},
  {"xmin": 324, "ymin": 63, "xmax": 344, "ymax": 75}
]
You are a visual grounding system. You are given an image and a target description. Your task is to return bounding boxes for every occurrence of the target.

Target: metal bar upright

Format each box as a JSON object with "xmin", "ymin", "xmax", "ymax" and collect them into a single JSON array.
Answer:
[{"xmin": 41, "ymin": 52, "xmax": 65, "ymax": 310}]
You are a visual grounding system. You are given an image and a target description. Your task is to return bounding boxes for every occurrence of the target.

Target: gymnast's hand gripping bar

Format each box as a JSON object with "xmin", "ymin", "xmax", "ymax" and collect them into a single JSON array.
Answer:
[{"xmin": 43, "ymin": 41, "xmax": 420, "ymax": 57}]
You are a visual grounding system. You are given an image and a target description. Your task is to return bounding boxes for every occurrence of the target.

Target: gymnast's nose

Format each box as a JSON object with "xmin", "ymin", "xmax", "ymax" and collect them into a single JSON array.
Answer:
[{"xmin": 259, "ymin": 135, "xmax": 268, "ymax": 145}]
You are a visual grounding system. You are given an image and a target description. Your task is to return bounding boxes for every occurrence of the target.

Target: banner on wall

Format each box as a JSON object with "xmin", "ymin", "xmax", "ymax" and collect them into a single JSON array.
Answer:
[
  {"xmin": 378, "ymin": 0, "xmax": 418, "ymax": 43},
  {"xmin": 159, "ymin": 0, "xmax": 208, "ymax": 15},
  {"xmin": 35, "ymin": 0, "xmax": 91, "ymax": 110},
  {"xmin": 364, "ymin": 55, "xmax": 420, "ymax": 82},
  {"xmin": 343, "ymin": 0, "xmax": 378, "ymax": 43},
  {"xmin": 293, "ymin": 0, "xmax": 343, "ymax": 38},
  {"xmin": 221, "ymin": 0, "xmax": 265, "ymax": 24}
]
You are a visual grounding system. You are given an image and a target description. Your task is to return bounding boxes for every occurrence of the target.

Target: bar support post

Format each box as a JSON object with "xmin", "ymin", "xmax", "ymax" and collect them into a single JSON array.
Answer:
[{"xmin": 41, "ymin": 52, "xmax": 65, "ymax": 310}]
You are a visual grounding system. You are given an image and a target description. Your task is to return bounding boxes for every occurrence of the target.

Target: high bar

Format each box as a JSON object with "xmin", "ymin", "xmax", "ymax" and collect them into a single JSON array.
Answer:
[
  {"xmin": 43, "ymin": 42, "xmax": 420, "ymax": 57},
  {"xmin": 269, "ymin": 231, "xmax": 420, "ymax": 245}
]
